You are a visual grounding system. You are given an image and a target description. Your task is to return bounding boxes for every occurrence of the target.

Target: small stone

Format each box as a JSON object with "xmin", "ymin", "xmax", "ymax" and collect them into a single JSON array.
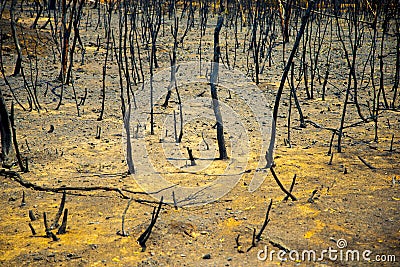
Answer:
[
  {"xmin": 227, "ymin": 257, "xmax": 232, "ymax": 261},
  {"xmin": 203, "ymin": 254, "xmax": 211, "ymax": 259}
]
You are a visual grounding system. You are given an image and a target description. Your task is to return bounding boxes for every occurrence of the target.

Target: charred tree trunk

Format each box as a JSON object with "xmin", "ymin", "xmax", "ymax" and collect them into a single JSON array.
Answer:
[
  {"xmin": 0, "ymin": 89, "xmax": 13, "ymax": 164},
  {"xmin": 210, "ymin": 16, "xmax": 228, "ymax": 160},
  {"xmin": 163, "ymin": 1, "xmax": 179, "ymax": 108},
  {"xmin": 31, "ymin": 0, "xmax": 43, "ymax": 29},
  {"xmin": 267, "ymin": 0, "xmax": 318, "ymax": 167},
  {"xmin": 10, "ymin": 0, "xmax": 22, "ymax": 76},
  {"xmin": 49, "ymin": 0, "xmax": 56, "ymax": 10},
  {"xmin": 98, "ymin": 0, "xmax": 114, "ymax": 121},
  {"xmin": 66, "ymin": 0, "xmax": 85, "ymax": 84}
]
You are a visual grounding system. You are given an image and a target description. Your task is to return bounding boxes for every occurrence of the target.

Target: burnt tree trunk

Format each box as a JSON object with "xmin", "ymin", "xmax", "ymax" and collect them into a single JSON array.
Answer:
[
  {"xmin": 0, "ymin": 89, "xmax": 13, "ymax": 164},
  {"xmin": 267, "ymin": 0, "xmax": 319, "ymax": 167},
  {"xmin": 49, "ymin": 0, "xmax": 56, "ymax": 10},
  {"xmin": 10, "ymin": 0, "xmax": 22, "ymax": 76},
  {"xmin": 210, "ymin": 16, "xmax": 228, "ymax": 160}
]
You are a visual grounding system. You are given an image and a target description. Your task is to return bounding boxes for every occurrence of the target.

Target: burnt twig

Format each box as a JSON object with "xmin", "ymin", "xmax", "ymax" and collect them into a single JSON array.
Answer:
[
  {"xmin": 43, "ymin": 212, "xmax": 50, "ymax": 237},
  {"xmin": 137, "ymin": 196, "xmax": 163, "ymax": 251},
  {"xmin": 29, "ymin": 210, "xmax": 37, "ymax": 221},
  {"xmin": 28, "ymin": 222, "xmax": 36, "ymax": 235},
  {"xmin": 20, "ymin": 191, "xmax": 26, "ymax": 207},
  {"xmin": 50, "ymin": 191, "xmax": 66, "ymax": 229},
  {"xmin": 307, "ymin": 189, "xmax": 318, "ymax": 203},
  {"xmin": 256, "ymin": 199, "xmax": 273, "ymax": 241},
  {"xmin": 186, "ymin": 147, "xmax": 196, "ymax": 166},
  {"xmin": 57, "ymin": 209, "xmax": 68, "ymax": 234},
  {"xmin": 389, "ymin": 134, "xmax": 394, "ymax": 152},
  {"xmin": 269, "ymin": 240, "xmax": 290, "ymax": 253},
  {"xmin": 172, "ymin": 191, "xmax": 178, "ymax": 210},
  {"xmin": 202, "ymin": 132, "xmax": 209, "ymax": 150},
  {"xmin": 246, "ymin": 228, "xmax": 257, "ymax": 252},
  {"xmin": 328, "ymin": 152, "xmax": 334, "ymax": 165},
  {"xmin": 270, "ymin": 167, "xmax": 297, "ymax": 201},
  {"xmin": 95, "ymin": 126, "xmax": 101, "ymax": 139},
  {"xmin": 283, "ymin": 175, "xmax": 297, "ymax": 201},
  {"xmin": 49, "ymin": 231, "xmax": 60, "ymax": 241},
  {"xmin": 117, "ymin": 199, "xmax": 133, "ymax": 237},
  {"xmin": 235, "ymin": 234, "xmax": 244, "ymax": 253}
]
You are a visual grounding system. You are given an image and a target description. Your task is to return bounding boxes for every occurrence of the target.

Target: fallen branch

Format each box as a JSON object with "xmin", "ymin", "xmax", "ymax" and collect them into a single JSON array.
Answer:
[
  {"xmin": 133, "ymin": 198, "xmax": 169, "ymax": 205},
  {"xmin": 357, "ymin": 156, "xmax": 376, "ymax": 170},
  {"xmin": 1, "ymin": 169, "xmax": 130, "ymax": 198},
  {"xmin": 269, "ymin": 239, "xmax": 290, "ymax": 253},
  {"xmin": 305, "ymin": 119, "xmax": 337, "ymax": 133},
  {"xmin": 1, "ymin": 170, "xmax": 193, "ymax": 207}
]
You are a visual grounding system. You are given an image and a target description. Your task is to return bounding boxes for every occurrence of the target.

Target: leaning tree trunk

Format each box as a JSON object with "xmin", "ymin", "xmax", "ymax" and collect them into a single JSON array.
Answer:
[
  {"xmin": 267, "ymin": 0, "xmax": 319, "ymax": 167},
  {"xmin": 210, "ymin": 15, "xmax": 228, "ymax": 160}
]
